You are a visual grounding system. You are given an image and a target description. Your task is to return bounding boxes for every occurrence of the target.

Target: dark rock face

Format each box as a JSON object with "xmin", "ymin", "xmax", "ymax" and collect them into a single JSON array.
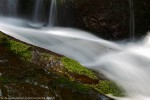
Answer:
[
  {"xmin": 134, "ymin": 0, "xmax": 150, "ymax": 37},
  {"xmin": 74, "ymin": 0, "xmax": 130, "ymax": 40},
  {"xmin": 73, "ymin": 0, "xmax": 150, "ymax": 40}
]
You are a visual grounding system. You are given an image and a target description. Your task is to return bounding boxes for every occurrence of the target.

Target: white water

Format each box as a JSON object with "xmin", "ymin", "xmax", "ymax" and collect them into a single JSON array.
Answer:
[
  {"xmin": 0, "ymin": 17, "xmax": 150, "ymax": 100},
  {"xmin": 32, "ymin": 0, "xmax": 57, "ymax": 26},
  {"xmin": 33, "ymin": 0, "xmax": 44, "ymax": 23},
  {"xmin": 49, "ymin": 0, "xmax": 57, "ymax": 26}
]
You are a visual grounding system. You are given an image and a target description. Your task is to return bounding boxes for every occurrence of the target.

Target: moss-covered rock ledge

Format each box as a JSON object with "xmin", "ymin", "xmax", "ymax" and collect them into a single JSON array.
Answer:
[{"xmin": 0, "ymin": 32, "xmax": 124, "ymax": 98}]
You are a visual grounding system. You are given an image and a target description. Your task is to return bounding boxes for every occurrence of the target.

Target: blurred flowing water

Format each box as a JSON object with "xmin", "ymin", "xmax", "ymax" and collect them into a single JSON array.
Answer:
[
  {"xmin": 49, "ymin": 0, "xmax": 57, "ymax": 26},
  {"xmin": 0, "ymin": 0, "xmax": 149, "ymax": 100},
  {"xmin": 0, "ymin": 0, "xmax": 18, "ymax": 16},
  {"xmin": 32, "ymin": 0, "xmax": 57, "ymax": 26},
  {"xmin": 33, "ymin": 0, "xmax": 44, "ymax": 23},
  {"xmin": 0, "ymin": 0, "xmax": 57, "ymax": 26}
]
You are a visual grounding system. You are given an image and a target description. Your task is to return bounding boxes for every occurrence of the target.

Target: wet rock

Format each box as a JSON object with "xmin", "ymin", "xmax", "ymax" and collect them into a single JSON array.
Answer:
[
  {"xmin": 75, "ymin": 0, "xmax": 129, "ymax": 40},
  {"xmin": 53, "ymin": 84, "xmax": 114, "ymax": 100}
]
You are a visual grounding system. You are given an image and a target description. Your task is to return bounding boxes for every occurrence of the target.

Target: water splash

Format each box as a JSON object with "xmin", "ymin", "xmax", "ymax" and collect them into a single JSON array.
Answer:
[{"xmin": 0, "ymin": 18, "xmax": 150, "ymax": 100}]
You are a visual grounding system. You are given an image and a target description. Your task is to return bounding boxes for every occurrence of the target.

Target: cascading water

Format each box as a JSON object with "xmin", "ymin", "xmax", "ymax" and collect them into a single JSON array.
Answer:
[
  {"xmin": 49, "ymin": 0, "xmax": 57, "ymax": 26},
  {"xmin": 32, "ymin": 0, "xmax": 57, "ymax": 26},
  {"xmin": 7, "ymin": 0, "xmax": 18, "ymax": 16},
  {"xmin": 0, "ymin": 0, "xmax": 18, "ymax": 16},
  {"xmin": 32, "ymin": 0, "xmax": 44, "ymax": 24},
  {"xmin": 0, "ymin": 0, "xmax": 58, "ymax": 26},
  {"xmin": 129, "ymin": 0, "xmax": 135, "ymax": 40},
  {"xmin": 0, "ymin": 0, "xmax": 150, "ymax": 100}
]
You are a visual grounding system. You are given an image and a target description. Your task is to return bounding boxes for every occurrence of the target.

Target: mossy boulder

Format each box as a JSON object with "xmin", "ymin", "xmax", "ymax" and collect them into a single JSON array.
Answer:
[{"xmin": 0, "ymin": 32, "xmax": 123, "ymax": 98}]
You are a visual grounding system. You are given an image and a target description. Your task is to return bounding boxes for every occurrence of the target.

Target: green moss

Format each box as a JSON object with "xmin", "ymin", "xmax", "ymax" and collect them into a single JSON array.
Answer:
[
  {"xmin": 7, "ymin": 40, "xmax": 32, "ymax": 60},
  {"xmin": 0, "ymin": 32, "xmax": 32, "ymax": 60},
  {"xmin": 61, "ymin": 57, "xmax": 98, "ymax": 79},
  {"xmin": 94, "ymin": 80, "xmax": 124, "ymax": 96},
  {"xmin": 52, "ymin": 77, "xmax": 91, "ymax": 92}
]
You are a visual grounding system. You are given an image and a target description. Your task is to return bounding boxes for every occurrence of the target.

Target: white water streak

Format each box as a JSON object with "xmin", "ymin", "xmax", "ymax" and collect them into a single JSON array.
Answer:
[
  {"xmin": 49, "ymin": 0, "xmax": 57, "ymax": 26},
  {"xmin": 33, "ymin": 0, "xmax": 44, "ymax": 22}
]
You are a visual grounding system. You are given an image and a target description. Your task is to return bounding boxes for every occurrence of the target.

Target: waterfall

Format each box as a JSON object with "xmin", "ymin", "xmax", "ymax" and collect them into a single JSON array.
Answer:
[
  {"xmin": 32, "ymin": 0, "xmax": 57, "ymax": 26},
  {"xmin": 129, "ymin": 0, "xmax": 135, "ymax": 40},
  {"xmin": 0, "ymin": 0, "xmax": 18, "ymax": 16},
  {"xmin": 7, "ymin": 0, "xmax": 18, "ymax": 16},
  {"xmin": 33, "ymin": 0, "xmax": 44, "ymax": 23},
  {"xmin": 48, "ymin": 0, "xmax": 57, "ymax": 26},
  {"xmin": 1, "ymin": 0, "xmax": 150, "ymax": 100},
  {"xmin": 0, "ymin": 0, "xmax": 57, "ymax": 26}
]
